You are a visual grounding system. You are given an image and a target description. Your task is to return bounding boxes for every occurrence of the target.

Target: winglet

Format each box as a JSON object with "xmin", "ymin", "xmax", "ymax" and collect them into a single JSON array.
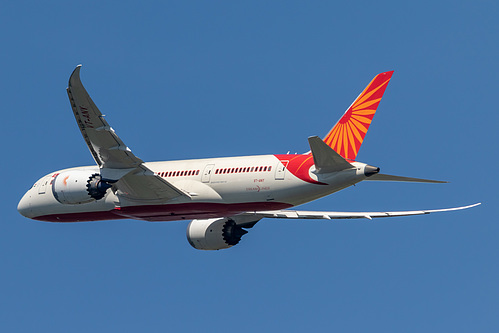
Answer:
[
  {"xmin": 308, "ymin": 136, "xmax": 354, "ymax": 173},
  {"xmin": 69, "ymin": 65, "xmax": 83, "ymax": 86},
  {"xmin": 323, "ymin": 71, "xmax": 394, "ymax": 161}
]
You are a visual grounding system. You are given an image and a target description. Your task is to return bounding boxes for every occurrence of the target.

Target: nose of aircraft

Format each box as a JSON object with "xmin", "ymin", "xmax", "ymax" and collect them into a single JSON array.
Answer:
[{"xmin": 17, "ymin": 191, "xmax": 33, "ymax": 218}]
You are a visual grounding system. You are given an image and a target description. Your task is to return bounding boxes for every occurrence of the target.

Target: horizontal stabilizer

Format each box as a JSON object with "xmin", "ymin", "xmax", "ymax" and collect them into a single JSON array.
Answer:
[
  {"xmin": 308, "ymin": 136, "xmax": 354, "ymax": 173},
  {"xmin": 365, "ymin": 173, "xmax": 447, "ymax": 183}
]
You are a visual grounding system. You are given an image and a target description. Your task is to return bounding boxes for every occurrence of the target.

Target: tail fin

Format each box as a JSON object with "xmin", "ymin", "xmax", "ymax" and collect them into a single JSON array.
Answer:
[{"xmin": 323, "ymin": 71, "xmax": 394, "ymax": 161}]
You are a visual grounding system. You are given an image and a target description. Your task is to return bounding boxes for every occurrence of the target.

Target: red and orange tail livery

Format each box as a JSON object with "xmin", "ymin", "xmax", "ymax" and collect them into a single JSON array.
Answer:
[{"xmin": 323, "ymin": 71, "xmax": 394, "ymax": 161}]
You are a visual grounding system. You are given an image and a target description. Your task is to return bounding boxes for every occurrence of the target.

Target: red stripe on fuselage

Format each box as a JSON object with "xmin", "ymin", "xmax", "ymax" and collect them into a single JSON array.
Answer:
[{"xmin": 33, "ymin": 201, "xmax": 293, "ymax": 223}]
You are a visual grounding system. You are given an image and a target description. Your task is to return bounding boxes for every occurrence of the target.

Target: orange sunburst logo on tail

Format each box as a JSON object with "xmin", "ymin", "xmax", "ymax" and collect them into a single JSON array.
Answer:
[{"xmin": 323, "ymin": 71, "xmax": 394, "ymax": 161}]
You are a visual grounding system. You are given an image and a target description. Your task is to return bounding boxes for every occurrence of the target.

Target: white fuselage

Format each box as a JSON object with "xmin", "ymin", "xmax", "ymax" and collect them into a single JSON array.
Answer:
[{"xmin": 18, "ymin": 154, "xmax": 371, "ymax": 222}]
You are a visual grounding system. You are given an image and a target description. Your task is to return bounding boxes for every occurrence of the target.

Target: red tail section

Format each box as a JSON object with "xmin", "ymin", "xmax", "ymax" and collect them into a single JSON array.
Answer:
[{"xmin": 323, "ymin": 71, "xmax": 394, "ymax": 161}]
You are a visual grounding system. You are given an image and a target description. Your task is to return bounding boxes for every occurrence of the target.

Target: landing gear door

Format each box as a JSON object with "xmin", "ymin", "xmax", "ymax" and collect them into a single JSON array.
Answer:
[
  {"xmin": 275, "ymin": 161, "xmax": 288, "ymax": 180},
  {"xmin": 202, "ymin": 164, "xmax": 215, "ymax": 183}
]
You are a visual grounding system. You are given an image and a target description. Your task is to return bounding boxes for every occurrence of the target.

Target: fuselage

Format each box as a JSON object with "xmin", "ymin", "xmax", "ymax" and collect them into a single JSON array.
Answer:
[{"xmin": 18, "ymin": 154, "xmax": 371, "ymax": 222}]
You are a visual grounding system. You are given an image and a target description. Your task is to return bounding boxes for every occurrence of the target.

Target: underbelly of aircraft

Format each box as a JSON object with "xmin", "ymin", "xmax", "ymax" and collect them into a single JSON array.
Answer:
[{"xmin": 33, "ymin": 201, "xmax": 293, "ymax": 223}]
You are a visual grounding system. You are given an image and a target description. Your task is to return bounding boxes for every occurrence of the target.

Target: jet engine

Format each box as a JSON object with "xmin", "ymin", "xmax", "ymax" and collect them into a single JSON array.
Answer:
[
  {"xmin": 52, "ymin": 171, "xmax": 113, "ymax": 204},
  {"xmin": 186, "ymin": 218, "xmax": 250, "ymax": 250}
]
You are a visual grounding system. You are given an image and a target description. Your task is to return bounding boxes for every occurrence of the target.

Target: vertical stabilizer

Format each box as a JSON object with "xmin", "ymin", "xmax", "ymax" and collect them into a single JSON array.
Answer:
[{"xmin": 323, "ymin": 71, "xmax": 394, "ymax": 161}]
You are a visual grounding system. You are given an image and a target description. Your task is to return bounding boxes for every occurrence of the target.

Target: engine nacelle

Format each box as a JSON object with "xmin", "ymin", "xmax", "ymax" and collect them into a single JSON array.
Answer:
[
  {"xmin": 186, "ymin": 218, "xmax": 249, "ymax": 250},
  {"xmin": 52, "ymin": 171, "xmax": 112, "ymax": 204}
]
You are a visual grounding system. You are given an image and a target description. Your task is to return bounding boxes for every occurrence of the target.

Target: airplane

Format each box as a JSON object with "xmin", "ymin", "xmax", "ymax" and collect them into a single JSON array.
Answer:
[{"xmin": 17, "ymin": 66, "xmax": 479, "ymax": 250}]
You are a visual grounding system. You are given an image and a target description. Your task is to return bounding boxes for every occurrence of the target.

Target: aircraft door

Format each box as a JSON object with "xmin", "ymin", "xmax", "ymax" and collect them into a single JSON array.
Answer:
[
  {"xmin": 202, "ymin": 164, "xmax": 215, "ymax": 183},
  {"xmin": 275, "ymin": 161, "xmax": 288, "ymax": 180}
]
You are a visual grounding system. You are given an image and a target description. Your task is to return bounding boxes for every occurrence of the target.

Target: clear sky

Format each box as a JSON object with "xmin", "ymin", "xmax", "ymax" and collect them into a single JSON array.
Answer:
[{"xmin": 1, "ymin": 1, "xmax": 497, "ymax": 332}]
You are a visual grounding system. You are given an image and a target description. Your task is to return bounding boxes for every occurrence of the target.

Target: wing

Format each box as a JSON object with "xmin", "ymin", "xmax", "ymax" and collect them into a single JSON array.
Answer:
[
  {"xmin": 67, "ymin": 65, "xmax": 189, "ymax": 201},
  {"xmin": 67, "ymin": 65, "xmax": 143, "ymax": 174},
  {"xmin": 241, "ymin": 203, "xmax": 480, "ymax": 221},
  {"xmin": 116, "ymin": 165, "xmax": 188, "ymax": 202}
]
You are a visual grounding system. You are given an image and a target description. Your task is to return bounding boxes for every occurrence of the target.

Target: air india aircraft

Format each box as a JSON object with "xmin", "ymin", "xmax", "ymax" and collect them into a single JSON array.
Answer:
[{"xmin": 17, "ymin": 66, "xmax": 479, "ymax": 250}]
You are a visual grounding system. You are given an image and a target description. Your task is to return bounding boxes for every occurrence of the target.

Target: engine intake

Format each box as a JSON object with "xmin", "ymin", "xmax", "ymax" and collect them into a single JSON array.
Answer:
[{"xmin": 86, "ymin": 173, "xmax": 113, "ymax": 200}]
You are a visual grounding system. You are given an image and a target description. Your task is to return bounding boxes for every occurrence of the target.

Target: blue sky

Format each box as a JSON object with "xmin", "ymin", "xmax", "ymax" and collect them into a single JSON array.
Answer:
[{"xmin": 1, "ymin": 1, "xmax": 497, "ymax": 331}]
